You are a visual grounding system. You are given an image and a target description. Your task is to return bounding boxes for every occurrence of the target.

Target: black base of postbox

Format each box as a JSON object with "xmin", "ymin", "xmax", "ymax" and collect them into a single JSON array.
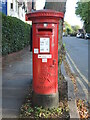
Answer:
[{"xmin": 32, "ymin": 91, "xmax": 59, "ymax": 108}]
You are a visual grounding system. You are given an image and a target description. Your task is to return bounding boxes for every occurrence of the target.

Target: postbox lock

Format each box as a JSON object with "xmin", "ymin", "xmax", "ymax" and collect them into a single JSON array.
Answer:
[
  {"xmin": 53, "ymin": 59, "xmax": 56, "ymax": 65},
  {"xmin": 50, "ymin": 59, "xmax": 56, "ymax": 68},
  {"xmin": 44, "ymin": 23, "xmax": 48, "ymax": 27}
]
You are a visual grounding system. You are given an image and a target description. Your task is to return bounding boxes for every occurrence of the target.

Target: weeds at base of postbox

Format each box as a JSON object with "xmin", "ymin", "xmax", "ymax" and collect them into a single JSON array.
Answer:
[{"xmin": 19, "ymin": 84, "xmax": 69, "ymax": 119}]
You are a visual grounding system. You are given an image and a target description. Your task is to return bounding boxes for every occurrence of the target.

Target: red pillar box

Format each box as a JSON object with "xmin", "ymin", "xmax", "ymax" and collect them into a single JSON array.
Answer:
[{"xmin": 26, "ymin": 10, "xmax": 64, "ymax": 108}]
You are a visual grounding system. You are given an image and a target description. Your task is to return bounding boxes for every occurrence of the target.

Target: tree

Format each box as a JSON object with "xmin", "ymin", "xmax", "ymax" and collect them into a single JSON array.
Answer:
[
  {"xmin": 64, "ymin": 21, "xmax": 73, "ymax": 35},
  {"xmin": 45, "ymin": 1, "xmax": 67, "ymax": 83},
  {"xmin": 64, "ymin": 21, "xmax": 80, "ymax": 36},
  {"xmin": 71, "ymin": 25, "xmax": 80, "ymax": 35},
  {"xmin": 75, "ymin": 1, "xmax": 90, "ymax": 32}
]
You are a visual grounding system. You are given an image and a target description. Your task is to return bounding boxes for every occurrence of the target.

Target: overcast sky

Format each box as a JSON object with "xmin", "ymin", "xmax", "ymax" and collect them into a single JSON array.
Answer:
[
  {"xmin": 36, "ymin": 0, "xmax": 83, "ymax": 28},
  {"xmin": 64, "ymin": 0, "xmax": 83, "ymax": 27},
  {"xmin": 36, "ymin": 0, "xmax": 45, "ymax": 10}
]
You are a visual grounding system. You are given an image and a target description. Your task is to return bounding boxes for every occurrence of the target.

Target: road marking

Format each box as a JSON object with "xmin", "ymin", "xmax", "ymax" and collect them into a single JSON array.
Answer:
[
  {"xmin": 66, "ymin": 52, "xmax": 88, "ymax": 100},
  {"xmin": 66, "ymin": 56, "xmax": 75, "ymax": 73},
  {"xmin": 76, "ymin": 77, "xmax": 88, "ymax": 100},
  {"xmin": 66, "ymin": 51, "xmax": 89, "ymax": 86}
]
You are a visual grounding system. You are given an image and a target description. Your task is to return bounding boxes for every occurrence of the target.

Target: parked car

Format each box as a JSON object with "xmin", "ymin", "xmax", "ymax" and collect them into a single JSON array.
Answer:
[
  {"xmin": 76, "ymin": 33, "xmax": 84, "ymax": 38},
  {"xmin": 85, "ymin": 33, "xmax": 90, "ymax": 39}
]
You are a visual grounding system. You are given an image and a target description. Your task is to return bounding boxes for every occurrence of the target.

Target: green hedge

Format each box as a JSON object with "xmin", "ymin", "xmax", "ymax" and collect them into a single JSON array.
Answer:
[
  {"xmin": 2, "ymin": 13, "xmax": 31, "ymax": 55},
  {"xmin": 85, "ymin": 24, "xmax": 90, "ymax": 33}
]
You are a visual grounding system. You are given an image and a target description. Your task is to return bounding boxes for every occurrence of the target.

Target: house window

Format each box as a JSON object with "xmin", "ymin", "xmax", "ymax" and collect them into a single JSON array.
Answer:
[{"xmin": 11, "ymin": 3, "xmax": 13, "ymax": 9}]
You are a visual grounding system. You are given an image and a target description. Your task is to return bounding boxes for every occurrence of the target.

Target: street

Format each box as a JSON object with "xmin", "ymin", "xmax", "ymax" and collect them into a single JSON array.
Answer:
[{"xmin": 63, "ymin": 37, "xmax": 89, "ymax": 101}]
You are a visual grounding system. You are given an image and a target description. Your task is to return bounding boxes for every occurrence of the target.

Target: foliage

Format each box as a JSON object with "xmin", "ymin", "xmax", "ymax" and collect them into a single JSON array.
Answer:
[
  {"xmin": 76, "ymin": 99, "xmax": 89, "ymax": 119},
  {"xmin": 20, "ymin": 84, "xmax": 69, "ymax": 118},
  {"xmin": 1, "ymin": 13, "xmax": 31, "ymax": 55},
  {"xmin": 64, "ymin": 21, "xmax": 73, "ymax": 35},
  {"xmin": 72, "ymin": 25, "xmax": 80, "ymax": 34},
  {"xmin": 20, "ymin": 100, "xmax": 69, "ymax": 118},
  {"xmin": 64, "ymin": 21, "xmax": 80, "ymax": 36},
  {"xmin": 75, "ymin": 1, "xmax": 90, "ymax": 32}
]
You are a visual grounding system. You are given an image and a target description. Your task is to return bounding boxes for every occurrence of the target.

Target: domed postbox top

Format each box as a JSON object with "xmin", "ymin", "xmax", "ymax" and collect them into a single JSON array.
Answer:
[{"xmin": 25, "ymin": 9, "xmax": 64, "ymax": 23}]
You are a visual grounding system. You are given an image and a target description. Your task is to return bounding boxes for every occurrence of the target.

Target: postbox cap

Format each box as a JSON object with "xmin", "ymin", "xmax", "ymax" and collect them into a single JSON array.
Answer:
[{"xmin": 25, "ymin": 9, "xmax": 64, "ymax": 23}]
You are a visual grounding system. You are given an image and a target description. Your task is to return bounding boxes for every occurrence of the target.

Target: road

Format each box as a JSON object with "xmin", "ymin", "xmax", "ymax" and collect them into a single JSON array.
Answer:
[{"xmin": 63, "ymin": 37, "xmax": 89, "ymax": 101}]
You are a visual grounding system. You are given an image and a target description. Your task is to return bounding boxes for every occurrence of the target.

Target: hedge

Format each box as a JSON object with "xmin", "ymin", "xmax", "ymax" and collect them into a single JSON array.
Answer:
[
  {"xmin": 2, "ymin": 13, "xmax": 31, "ymax": 55},
  {"xmin": 85, "ymin": 24, "xmax": 90, "ymax": 33}
]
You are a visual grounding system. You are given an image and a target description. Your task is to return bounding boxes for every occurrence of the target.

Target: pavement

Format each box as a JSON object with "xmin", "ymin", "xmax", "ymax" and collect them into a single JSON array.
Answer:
[
  {"xmin": 61, "ymin": 62, "xmax": 80, "ymax": 119},
  {"xmin": 2, "ymin": 47, "xmax": 32, "ymax": 118}
]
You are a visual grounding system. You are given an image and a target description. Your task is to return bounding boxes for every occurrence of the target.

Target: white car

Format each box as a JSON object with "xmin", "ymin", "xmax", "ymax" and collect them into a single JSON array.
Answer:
[
  {"xmin": 85, "ymin": 33, "xmax": 90, "ymax": 39},
  {"xmin": 76, "ymin": 33, "xmax": 84, "ymax": 38}
]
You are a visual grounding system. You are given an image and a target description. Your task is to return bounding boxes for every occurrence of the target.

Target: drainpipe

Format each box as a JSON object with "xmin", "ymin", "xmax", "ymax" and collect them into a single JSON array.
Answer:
[{"xmin": 32, "ymin": 0, "xmax": 36, "ymax": 10}]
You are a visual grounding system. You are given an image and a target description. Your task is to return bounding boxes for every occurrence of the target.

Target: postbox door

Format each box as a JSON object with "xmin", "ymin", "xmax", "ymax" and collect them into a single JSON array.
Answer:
[{"xmin": 33, "ymin": 24, "xmax": 58, "ymax": 95}]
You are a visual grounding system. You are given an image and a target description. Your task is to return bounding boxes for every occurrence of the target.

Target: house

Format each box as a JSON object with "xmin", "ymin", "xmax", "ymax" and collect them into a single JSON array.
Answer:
[
  {"xmin": 0, "ymin": 0, "xmax": 7, "ymax": 15},
  {"xmin": 1, "ymin": 0, "xmax": 32, "ymax": 22}
]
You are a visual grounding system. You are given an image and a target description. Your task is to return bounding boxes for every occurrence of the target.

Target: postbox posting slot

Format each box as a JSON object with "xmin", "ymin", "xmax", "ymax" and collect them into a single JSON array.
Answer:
[{"xmin": 38, "ymin": 28, "xmax": 52, "ymax": 34}]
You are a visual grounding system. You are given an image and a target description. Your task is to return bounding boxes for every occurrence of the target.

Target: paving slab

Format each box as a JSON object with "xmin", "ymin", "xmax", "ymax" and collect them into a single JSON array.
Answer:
[
  {"xmin": 61, "ymin": 62, "xmax": 80, "ymax": 119},
  {"xmin": 2, "ymin": 47, "xmax": 32, "ymax": 118}
]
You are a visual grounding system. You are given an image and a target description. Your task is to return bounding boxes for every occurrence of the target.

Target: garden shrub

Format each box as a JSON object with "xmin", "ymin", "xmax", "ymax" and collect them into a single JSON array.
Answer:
[{"xmin": 2, "ymin": 13, "xmax": 31, "ymax": 55}]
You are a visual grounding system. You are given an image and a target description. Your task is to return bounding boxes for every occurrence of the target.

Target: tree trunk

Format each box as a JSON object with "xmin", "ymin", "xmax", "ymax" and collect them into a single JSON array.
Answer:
[
  {"xmin": 45, "ymin": 2, "xmax": 66, "ymax": 13},
  {"xmin": 45, "ymin": 2, "xmax": 66, "ymax": 81}
]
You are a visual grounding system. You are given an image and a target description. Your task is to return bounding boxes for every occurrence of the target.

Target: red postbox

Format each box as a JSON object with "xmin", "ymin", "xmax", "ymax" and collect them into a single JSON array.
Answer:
[{"xmin": 26, "ymin": 10, "xmax": 64, "ymax": 108}]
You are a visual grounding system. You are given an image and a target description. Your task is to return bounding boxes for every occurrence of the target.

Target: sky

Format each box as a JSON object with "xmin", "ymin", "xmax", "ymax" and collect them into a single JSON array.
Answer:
[
  {"xmin": 64, "ymin": 0, "xmax": 83, "ymax": 28},
  {"xmin": 36, "ymin": 0, "xmax": 83, "ymax": 28},
  {"xmin": 36, "ymin": 0, "xmax": 45, "ymax": 10}
]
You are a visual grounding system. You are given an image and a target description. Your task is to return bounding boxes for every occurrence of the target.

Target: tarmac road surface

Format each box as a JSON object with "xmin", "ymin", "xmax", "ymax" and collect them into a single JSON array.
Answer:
[{"xmin": 63, "ymin": 37, "xmax": 89, "ymax": 101}]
